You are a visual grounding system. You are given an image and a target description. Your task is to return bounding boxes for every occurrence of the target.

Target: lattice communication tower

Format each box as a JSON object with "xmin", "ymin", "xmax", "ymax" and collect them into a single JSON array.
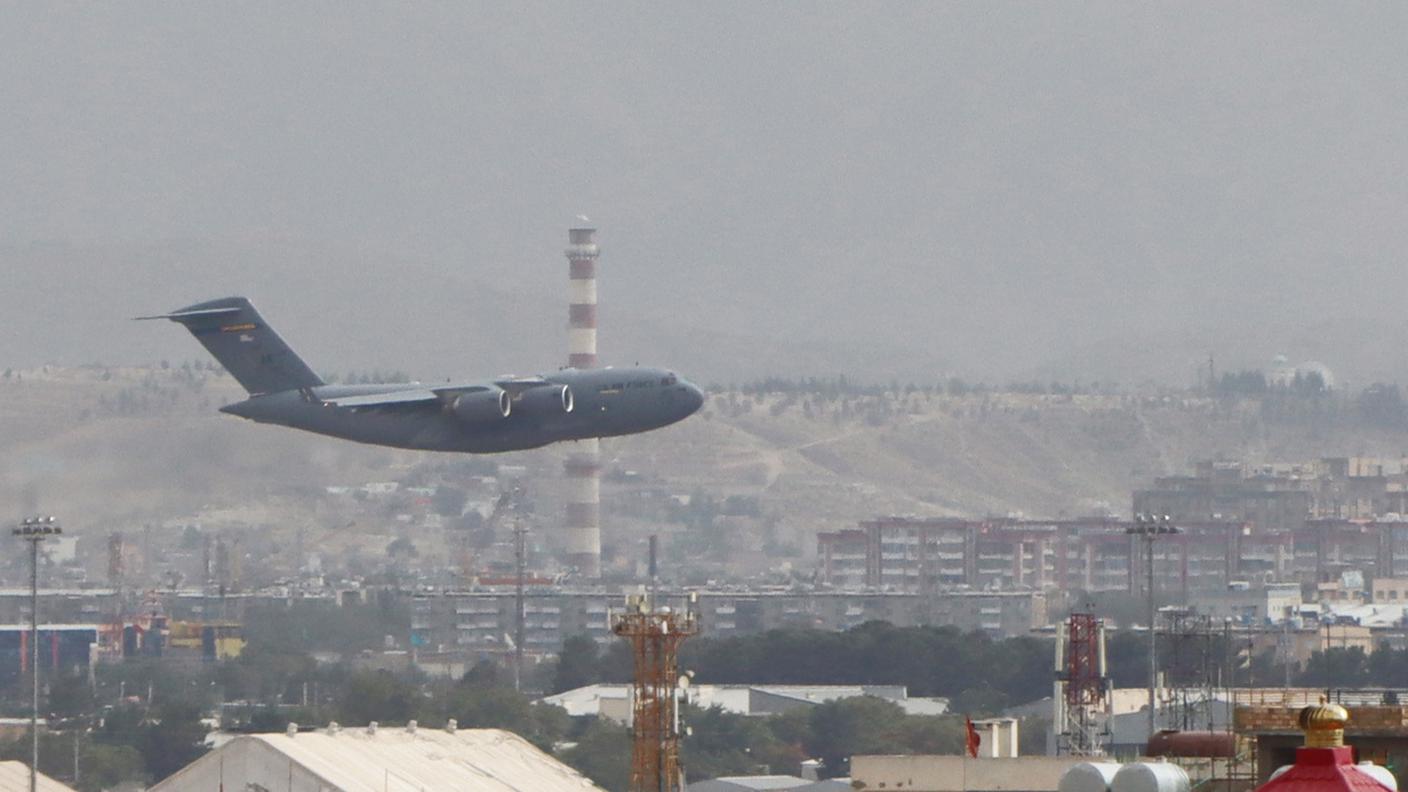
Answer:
[
  {"xmin": 1056, "ymin": 612, "xmax": 1111, "ymax": 755},
  {"xmin": 612, "ymin": 592, "xmax": 700, "ymax": 792}
]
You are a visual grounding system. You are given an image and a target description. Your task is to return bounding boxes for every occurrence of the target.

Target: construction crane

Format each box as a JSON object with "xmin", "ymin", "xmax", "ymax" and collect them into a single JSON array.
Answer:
[{"xmin": 613, "ymin": 592, "xmax": 699, "ymax": 792}]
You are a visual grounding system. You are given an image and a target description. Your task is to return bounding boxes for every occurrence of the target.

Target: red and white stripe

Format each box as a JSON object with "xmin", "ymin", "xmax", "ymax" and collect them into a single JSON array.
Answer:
[
  {"xmin": 564, "ymin": 226, "xmax": 601, "ymax": 576},
  {"xmin": 566, "ymin": 227, "xmax": 599, "ymax": 370}
]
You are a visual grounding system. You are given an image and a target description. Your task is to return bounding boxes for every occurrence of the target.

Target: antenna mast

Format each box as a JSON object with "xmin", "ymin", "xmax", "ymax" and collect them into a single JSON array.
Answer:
[{"xmin": 612, "ymin": 592, "xmax": 699, "ymax": 792}]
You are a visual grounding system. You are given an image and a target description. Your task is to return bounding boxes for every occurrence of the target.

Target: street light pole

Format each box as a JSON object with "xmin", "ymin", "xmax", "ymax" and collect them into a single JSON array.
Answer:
[
  {"xmin": 15, "ymin": 516, "xmax": 61, "ymax": 792},
  {"xmin": 1127, "ymin": 513, "xmax": 1178, "ymax": 747}
]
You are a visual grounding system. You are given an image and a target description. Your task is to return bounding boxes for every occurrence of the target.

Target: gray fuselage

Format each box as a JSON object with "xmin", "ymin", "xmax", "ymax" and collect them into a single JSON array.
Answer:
[{"xmin": 220, "ymin": 366, "xmax": 705, "ymax": 453}]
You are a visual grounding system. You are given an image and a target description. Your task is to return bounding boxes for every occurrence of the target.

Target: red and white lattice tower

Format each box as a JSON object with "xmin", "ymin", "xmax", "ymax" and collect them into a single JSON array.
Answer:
[
  {"xmin": 1056, "ymin": 612, "xmax": 1111, "ymax": 756},
  {"xmin": 564, "ymin": 225, "xmax": 601, "ymax": 576}
]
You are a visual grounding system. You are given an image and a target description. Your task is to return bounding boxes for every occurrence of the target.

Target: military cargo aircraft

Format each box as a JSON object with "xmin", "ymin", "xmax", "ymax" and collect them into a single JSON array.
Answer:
[{"xmin": 140, "ymin": 297, "xmax": 704, "ymax": 453}]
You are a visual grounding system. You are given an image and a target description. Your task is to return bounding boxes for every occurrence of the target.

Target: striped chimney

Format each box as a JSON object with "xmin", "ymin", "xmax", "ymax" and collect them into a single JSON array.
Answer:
[
  {"xmin": 566, "ymin": 226, "xmax": 599, "ymax": 369},
  {"xmin": 564, "ymin": 224, "xmax": 601, "ymax": 576}
]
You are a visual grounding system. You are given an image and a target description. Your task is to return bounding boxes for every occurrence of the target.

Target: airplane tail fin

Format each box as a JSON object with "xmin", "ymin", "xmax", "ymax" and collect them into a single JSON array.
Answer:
[{"xmin": 137, "ymin": 297, "xmax": 324, "ymax": 395}]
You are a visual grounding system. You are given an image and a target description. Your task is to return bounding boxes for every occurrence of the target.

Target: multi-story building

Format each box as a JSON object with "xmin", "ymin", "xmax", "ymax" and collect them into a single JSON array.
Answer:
[
  {"xmin": 409, "ymin": 587, "xmax": 1046, "ymax": 656},
  {"xmin": 1134, "ymin": 458, "xmax": 1408, "ymax": 531},
  {"xmin": 818, "ymin": 517, "xmax": 1256, "ymax": 596}
]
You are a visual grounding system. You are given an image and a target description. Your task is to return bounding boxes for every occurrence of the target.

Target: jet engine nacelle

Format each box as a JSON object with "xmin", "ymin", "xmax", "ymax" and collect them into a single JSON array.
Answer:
[
  {"xmin": 448, "ymin": 388, "xmax": 512, "ymax": 423},
  {"xmin": 517, "ymin": 384, "xmax": 574, "ymax": 416}
]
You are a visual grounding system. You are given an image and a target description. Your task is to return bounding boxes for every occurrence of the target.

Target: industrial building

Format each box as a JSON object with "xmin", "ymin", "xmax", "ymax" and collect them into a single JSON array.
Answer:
[
  {"xmin": 0, "ymin": 625, "xmax": 97, "ymax": 684},
  {"xmin": 147, "ymin": 725, "xmax": 603, "ymax": 792},
  {"xmin": 543, "ymin": 683, "xmax": 947, "ymax": 723},
  {"xmin": 0, "ymin": 588, "xmax": 115, "ymax": 624}
]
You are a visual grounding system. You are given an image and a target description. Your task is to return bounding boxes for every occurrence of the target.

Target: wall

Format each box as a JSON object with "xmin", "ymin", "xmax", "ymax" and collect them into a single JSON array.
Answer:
[{"xmin": 851, "ymin": 755, "xmax": 1083, "ymax": 792}]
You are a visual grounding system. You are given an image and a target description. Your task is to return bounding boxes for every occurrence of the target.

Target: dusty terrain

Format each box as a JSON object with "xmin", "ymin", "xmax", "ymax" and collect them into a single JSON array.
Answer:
[{"xmin": 3, "ymin": 366, "xmax": 1404, "ymax": 583}]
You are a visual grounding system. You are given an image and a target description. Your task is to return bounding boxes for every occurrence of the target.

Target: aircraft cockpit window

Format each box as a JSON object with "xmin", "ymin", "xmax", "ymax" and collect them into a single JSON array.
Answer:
[{"xmin": 661, "ymin": 374, "xmax": 677, "ymax": 386}]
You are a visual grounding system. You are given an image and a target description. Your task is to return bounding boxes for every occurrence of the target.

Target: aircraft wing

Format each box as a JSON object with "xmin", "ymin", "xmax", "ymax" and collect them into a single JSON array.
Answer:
[
  {"xmin": 492, "ymin": 376, "xmax": 555, "ymax": 396},
  {"xmin": 320, "ymin": 379, "xmax": 549, "ymax": 409},
  {"xmin": 322, "ymin": 383, "xmax": 503, "ymax": 409},
  {"xmin": 322, "ymin": 390, "xmax": 443, "ymax": 408}
]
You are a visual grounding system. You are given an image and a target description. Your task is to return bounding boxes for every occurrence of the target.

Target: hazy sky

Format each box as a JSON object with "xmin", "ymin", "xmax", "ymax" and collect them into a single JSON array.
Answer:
[{"xmin": 3, "ymin": 4, "xmax": 1406, "ymax": 384}]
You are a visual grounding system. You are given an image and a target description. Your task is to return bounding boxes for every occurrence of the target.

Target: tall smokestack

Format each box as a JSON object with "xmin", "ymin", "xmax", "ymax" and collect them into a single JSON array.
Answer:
[
  {"xmin": 564, "ymin": 224, "xmax": 601, "ymax": 576},
  {"xmin": 567, "ymin": 226, "xmax": 599, "ymax": 369}
]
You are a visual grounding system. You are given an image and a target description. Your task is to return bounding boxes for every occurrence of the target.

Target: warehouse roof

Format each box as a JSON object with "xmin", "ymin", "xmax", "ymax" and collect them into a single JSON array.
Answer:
[
  {"xmin": 150, "ymin": 725, "xmax": 603, "ymax": 792},
  {"xmin": 687, "ymin": 777, "xmax": 812, "ymax": 792},
  {"xmin": 0, "ymin": 761, "xmax": 77, "ymax": 792}
]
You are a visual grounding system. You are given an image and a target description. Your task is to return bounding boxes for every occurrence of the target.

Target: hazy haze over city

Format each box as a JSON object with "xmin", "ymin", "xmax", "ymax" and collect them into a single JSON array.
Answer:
[{"xmin": 2, "ymin": 4, "xmax": 1406, "ymax": 385}]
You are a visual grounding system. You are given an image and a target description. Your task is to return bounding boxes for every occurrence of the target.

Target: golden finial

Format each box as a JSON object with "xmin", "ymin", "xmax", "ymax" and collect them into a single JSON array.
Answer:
[{"xmin": 1298, "ymin": 698, "xmax": 1349, "ymax": 748}]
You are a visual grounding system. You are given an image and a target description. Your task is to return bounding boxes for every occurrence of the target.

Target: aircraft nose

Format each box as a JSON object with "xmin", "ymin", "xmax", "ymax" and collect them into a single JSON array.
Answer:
[{"xmin": 683, "ymin": 382, "xmax": 705, "ymax": 414}]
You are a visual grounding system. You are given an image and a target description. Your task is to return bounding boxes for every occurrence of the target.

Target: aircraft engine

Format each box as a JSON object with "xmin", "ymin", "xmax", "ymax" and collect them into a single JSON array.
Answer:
[
  {"xmin": 448, "ymin": 388, "xmax": 512, "ymax": 423},
  {"xmin": 517, "ymin": 384, "xmax": 574, "ymax": 415}
]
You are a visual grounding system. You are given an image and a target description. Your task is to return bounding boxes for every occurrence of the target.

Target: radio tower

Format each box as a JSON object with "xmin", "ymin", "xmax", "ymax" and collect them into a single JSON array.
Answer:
[
  {"xmin": 564, "ymin": 223, "xmax": 601, "ymax": 577},
  {"xmin": 1055, "ymin": 612, "xmax": 1111, "ymax": 756},
  {"xmin": 613, "ymin": 593, "xmax": 699, "ymax": 792}
]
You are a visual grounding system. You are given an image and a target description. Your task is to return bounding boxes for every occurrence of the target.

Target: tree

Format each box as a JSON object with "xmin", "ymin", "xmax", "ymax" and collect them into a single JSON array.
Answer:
[
  {"xmin": 681, "ymin": 705, "xmax": 774, "ymax": 779},
  {"xmin": 561, "ymin": 719, "xmax": 630, "ymax": 792},
  {"xmin": 805, "ymin": 697, "xmax": 906, "ymax": 777},
  {"xmin": 336, "ymin": 670, "xmax": 420, "ymax": 725},
  {"xmin": 77, "ymin": 742, "xmax": 146, "ymax": 792},
  {"xmin": 553, "ymin": 635, "xmax": 602, "ymax": 693},
  {"xmin": 1299, "ymin": 647, "xmax": 1370, "ymax": 688},
  {"xmin": 142, "ymin": 701, "xmax": 209, "ymax": 783}
]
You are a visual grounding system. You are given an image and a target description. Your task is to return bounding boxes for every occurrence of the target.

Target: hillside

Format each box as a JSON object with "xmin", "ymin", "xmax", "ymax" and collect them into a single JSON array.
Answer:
[{"xmin": 5, "ymin": 368, "xmax": 1408, "ymax": 583}]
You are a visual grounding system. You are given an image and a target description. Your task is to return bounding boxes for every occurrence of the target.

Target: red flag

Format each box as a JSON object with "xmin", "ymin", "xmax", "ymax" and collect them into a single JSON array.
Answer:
[{"xmin": 965, "ymin": 716, "xmax": 981, "ymax": 758}]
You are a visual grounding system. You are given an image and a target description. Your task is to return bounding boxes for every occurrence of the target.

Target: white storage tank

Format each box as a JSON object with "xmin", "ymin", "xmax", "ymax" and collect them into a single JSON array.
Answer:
[
  {"xmin": 1112, "ymin": 761, "xmax": 1191, "ymax": 792},
  {"xmin": 1355, "ymin": 762, "xmax": 1399, "ymax": 790},
  {"xmin": 1059, "ymin": 762, "xmax": 1122, "ymax": 792}
]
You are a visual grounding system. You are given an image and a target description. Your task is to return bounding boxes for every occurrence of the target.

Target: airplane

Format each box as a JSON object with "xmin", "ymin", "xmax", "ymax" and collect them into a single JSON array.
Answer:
[{"xmin": 139, "ymin": 297, "xmax": 705, "ymax": 453}]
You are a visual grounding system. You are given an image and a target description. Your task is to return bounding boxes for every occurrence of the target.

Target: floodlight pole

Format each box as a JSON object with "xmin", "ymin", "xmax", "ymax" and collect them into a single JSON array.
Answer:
[
  {"xmin": 15, "ymin": 516, "xmax": 61, "ymax": 792},
  {"xmin": 1127, "ymin": 514, "xmax": 1178, "ymax": 746}
]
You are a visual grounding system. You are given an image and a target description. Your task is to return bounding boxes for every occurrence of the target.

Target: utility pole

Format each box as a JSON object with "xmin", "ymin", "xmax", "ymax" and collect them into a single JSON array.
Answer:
[
  {"xmin": 15, "ymin": 516, "xmax": 61, "ymax": 792},
  {"xmin": 513, "ymin": 519, "xmax": 528, "ymax": 692},
  {"xmin": 1127, "ymin": 513, "xmax": 1179, "ymax": 744}
]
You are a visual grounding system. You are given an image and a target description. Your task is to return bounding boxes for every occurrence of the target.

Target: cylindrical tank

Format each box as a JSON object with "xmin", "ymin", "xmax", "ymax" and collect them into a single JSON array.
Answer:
[
  {"xmin": 1354, "ymin": 763, "xmax": 1398, "ymax": 790},
  {"xmin": 1059, "ymin": 762, "xmax": 1122, "ymax": 792},
  {"xmin": 1112, "ymin": 761, "xmax": 1191, "ymax": 792},
  {"xmin": 1146, "ymin": 730, "xmax": 1237, "ymax": 758}
]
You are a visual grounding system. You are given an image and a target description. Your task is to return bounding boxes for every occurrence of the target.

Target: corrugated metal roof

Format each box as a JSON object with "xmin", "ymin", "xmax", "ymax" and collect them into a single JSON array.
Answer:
[
  {"xmin": 160, "ymin": 727, "xmax": 603, "ymax": 792},
  {"xmin": 687, "ymin": 776, "xmax": 811, "ymax": 792},
  {"xmin": 0, "ymin": 761, "xmax": 77, "ymax": 792}
]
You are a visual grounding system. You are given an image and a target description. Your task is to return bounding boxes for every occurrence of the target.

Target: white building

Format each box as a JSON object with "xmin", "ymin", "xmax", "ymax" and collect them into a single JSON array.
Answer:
[
  {"xmin": 148, "ymin": 725, "xmax": 603, "ymax": 792},
  {"xmin": 542, "ymin": 684, "xmax": 947, "ymax": 724},
  {"xmin": 0, "ymin": 762, "xmax": 75, "ymax": 792}
]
